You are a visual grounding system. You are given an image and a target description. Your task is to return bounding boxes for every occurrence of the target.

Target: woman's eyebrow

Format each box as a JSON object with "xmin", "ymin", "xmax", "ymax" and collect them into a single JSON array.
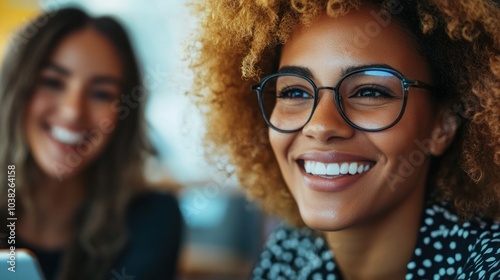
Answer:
[
  {"xmin": 342, "ymin": 63, "xmax": 396, "ymax": 75},
  {"xmin": 44, "ymin": 62, "xmax": 70, "ymax": 76},
  {"xmin": 278, "ymin": 63, "xmax": 397, "ymax": 79},
  {"xmin": 278, "ymin": 66, "xmax": 314, "ymax": 78},
  {"xmin": 43, "ymin": 62, "xmax": 122, "ymax": 86}
]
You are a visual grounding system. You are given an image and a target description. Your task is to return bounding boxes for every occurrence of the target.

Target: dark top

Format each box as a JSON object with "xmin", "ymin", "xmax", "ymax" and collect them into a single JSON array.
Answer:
[
  {"xmin": 16, "ymin": 191, "xmax": 183, "ymax": 280},
  {"xmin": 252, "ymin": 202, "xmax": 500, "ymax": 280}
]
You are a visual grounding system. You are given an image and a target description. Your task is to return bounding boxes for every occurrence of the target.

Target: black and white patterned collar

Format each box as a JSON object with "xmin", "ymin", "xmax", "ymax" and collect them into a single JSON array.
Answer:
[{"xmin": 252, "ymin": 203, "xmax": 500, "ymax": 280}]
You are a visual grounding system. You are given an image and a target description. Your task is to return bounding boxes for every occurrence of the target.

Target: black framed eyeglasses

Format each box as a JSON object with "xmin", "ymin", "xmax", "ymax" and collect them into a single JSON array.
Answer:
[{"xmin": 251, "ymin": 67, "xmax": 433, "ymax": 133}]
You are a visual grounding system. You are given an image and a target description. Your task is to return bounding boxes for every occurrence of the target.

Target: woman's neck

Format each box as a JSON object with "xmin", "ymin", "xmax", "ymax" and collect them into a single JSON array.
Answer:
[
  {"xmin": 325, "ymin": 186, "xmax": 425, "ymax": 280},
  {"xmin": 18, "ymin": 172, "xmax": 88, "ymax": 249}
]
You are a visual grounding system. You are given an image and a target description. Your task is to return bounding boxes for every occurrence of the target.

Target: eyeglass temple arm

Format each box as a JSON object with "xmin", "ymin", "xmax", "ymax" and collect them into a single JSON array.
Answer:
[{"xmin": 407, "ymin": 79, "xmax": 434, "ymax": 90}]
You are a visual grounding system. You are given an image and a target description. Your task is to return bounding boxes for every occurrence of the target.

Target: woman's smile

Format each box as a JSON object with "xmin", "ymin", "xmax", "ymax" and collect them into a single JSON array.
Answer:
[
  {"xmin": 50, "ymin": 125, "xmax": 85, "ymax": 146},
  {"xmin": 42, "ymin": 121, "xmax": 87, "ymax": 156},
  {"xmin": 295, "ymin": 151, "xmax": 376, "ymax": 192}
]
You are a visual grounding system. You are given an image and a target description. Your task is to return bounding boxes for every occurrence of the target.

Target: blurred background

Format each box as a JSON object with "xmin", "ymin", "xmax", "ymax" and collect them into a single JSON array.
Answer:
[{"xmin": 0, "ymin": 0, "xmax": 278, "ymax": 279}]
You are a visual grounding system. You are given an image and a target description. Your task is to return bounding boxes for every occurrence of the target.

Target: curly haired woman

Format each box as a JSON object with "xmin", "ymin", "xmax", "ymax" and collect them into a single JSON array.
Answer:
[{"xmin": 190, "ymin": 0, "xmax": 500, "ymax": 279}]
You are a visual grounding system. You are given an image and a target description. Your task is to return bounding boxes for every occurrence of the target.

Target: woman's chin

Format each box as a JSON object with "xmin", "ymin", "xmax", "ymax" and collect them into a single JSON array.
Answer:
[
  {"xmin": 298, "ymin": 206, "xmax": 353, "ymax": 232},
  {"xmin": 35, "ymin": 156, "xmax": 86, "ymax": 182}
]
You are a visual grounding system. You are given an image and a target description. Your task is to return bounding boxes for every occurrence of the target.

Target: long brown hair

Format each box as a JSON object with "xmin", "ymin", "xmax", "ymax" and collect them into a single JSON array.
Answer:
[{"xmin": 0, "ymin": 7, "xmax": 153, "ymax": 280}]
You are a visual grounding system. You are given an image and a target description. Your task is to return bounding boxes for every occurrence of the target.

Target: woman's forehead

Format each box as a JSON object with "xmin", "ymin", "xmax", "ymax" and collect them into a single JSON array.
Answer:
[{"xmin": 279, "ymin": 9, "xmax": 431, "ymax": 84}]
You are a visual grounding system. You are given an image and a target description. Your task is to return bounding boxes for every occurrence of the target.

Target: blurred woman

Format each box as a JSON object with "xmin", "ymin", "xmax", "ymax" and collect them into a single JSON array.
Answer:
[{"xmin": 0, "ymin": 7, "xmax": 182, "ymax": 280}]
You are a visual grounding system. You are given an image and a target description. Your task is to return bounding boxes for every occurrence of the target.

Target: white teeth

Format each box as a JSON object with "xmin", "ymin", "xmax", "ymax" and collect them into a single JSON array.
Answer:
[
  {"xmin": 51, "ymin": 126, "xmax": 84, "ymax": 145},
  {"xmin": 304, "ymin": 161, "xmax": 315, "ymax": 173},
  {"xmin": 357, "ymin": 164, "xmax": 364, "ymax": 174},
  {"xmin": 348, "ymin": 163, "xmax": 357, "ymax": 175},
  {"xmin": 314, "ymin": 163, "xmax": 327, "ymax": 175},
  {"xmin": 326, "ymin": 163, "xmax": 340, "ymax": 176},
  {"xmin": 304, "ymin": 160, "xmax": 372, "ymax": 176},
  {"xmin": 340, "ymin": 163, "xmax": 349, "ymax": 174}
]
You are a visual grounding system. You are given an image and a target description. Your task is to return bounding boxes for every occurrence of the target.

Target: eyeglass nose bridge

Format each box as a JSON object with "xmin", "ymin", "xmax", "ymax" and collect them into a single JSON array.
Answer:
[
  {"xmin": 300, "ymin": 85, "xmax": 355, "ymax": 133},
  {"xmin": 316, "ymin": 85, "xmax": 337, "ymax": 92},
  {"xmin": 309, "ymin": 84, "xmax": 345, "ymax": 116}
]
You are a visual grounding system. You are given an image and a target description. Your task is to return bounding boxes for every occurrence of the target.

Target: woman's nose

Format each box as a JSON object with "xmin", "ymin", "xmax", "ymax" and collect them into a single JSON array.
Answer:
[
  {"xmin": 59, "ymin": 84, "xmax": 85, "ymax": 122},
  {"xmin": 302, "ymin": 89, "xmax": 355, "ymax": 143}
]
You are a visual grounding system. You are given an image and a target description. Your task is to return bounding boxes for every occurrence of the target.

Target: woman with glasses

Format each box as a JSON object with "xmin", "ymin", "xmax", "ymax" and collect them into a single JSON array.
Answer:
[
  {"xmin": 0, "ymin": 8, "xmax": 182, "ymax": 280},
  {"xmin": 190, "ymin": 0, "xmax": 500, "ymax": 279}
]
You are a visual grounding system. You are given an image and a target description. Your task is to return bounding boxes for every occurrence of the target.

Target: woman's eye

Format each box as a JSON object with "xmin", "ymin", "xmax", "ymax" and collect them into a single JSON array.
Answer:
[
  {"xmin": 277, "ymin": 87, "xmax": 312, "ymax": 99},
  {"xmin": 39, "ymin": 77, "xmax": 63, "ymax": 91},
  {"xmin": 351, "ymin": 86, "xmax": 395, "ymax": 99},
  {"xmin": 91, "ymin": 90, "xmax": 115, "ymax": 101}
]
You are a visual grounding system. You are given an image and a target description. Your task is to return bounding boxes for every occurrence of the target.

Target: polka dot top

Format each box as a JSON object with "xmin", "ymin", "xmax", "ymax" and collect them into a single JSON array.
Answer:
[{"xmin": 252, "ymin": 203, "xmax": 500, "ymax": 280}]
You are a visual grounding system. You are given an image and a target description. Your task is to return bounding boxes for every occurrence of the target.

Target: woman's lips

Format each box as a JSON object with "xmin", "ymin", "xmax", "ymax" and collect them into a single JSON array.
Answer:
[
  {"xmin": 42, "ymin": 122, "xmax": 86, "ymax": 153},
  {"xmin": 296, "ymin": 152, "xmax": 376, "ymax": 192},
  {"xmin": 51, "ymin": 125, "xmax": 84, "ymax": 145},
  {"xmin": 304, "ymin": 160, "xmax": 372, "ymax": 176}
]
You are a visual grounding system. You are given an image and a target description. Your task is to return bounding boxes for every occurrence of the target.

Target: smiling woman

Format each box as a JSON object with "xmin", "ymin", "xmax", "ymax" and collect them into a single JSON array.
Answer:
[
  {"xmin": 269, "ymin": 10, "xmax": 443, "ymax": 234},
  {"xmin": 0, "ymin": 7, "xmax": 182, "ymax": 280},
  {"xmin": 25, "ymin": 27, "xmax": 123, "ymax": 179},
  {"xmin": 190, "ymin": 0, "xmax": 500, "ymax": 279}
]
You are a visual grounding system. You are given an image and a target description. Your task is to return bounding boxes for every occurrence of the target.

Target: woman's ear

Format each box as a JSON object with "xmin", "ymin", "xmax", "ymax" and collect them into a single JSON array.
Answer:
[{"xmin": 429, "ymin": 106, "xmax": 459, "ymax": 156}]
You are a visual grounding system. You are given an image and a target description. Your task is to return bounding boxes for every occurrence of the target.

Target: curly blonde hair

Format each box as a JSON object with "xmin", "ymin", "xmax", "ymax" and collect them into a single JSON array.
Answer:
[{"xmin": 189, "ymin": 0, "xmax": 500, "ymax": 225}]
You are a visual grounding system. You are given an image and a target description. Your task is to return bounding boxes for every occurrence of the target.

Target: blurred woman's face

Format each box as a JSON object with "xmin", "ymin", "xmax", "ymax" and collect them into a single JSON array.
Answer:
[
  {"xmin": 269, "ymin": 9, "xmax": 446, "ymax": 231},
  {"xmin": 25, "ymin": 27, "xmax": 123, "ymax": 180}
]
